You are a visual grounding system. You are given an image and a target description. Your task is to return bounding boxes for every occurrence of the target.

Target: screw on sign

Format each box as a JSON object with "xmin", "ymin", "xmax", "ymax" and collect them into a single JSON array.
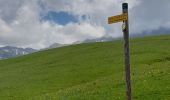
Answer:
[{"xmin": 108, "ymin": 3, "xmax": 131, "ymax": 100}]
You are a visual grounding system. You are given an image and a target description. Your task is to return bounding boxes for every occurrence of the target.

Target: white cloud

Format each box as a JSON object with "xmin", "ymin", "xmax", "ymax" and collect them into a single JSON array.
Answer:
[
  {"xmin": 129, "ymin": 0, "xmax": 170, "ymax": 34},
  {"xmin": 0, "ymin": 0, "xmax": 107, "ymax": 49},
  {"xmin": 29, "ymin": 22, "xmax": 106, "ymax": 49},
  {"xmin": 0, "ymin": 0, "xmax": 170, "ymax": 49}
]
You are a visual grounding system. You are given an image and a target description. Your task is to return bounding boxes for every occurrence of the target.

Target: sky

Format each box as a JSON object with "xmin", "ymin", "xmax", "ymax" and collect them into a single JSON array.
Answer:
[{"xmin": 0, "ymin": 0, "xmax": 170, "ymax": 49}]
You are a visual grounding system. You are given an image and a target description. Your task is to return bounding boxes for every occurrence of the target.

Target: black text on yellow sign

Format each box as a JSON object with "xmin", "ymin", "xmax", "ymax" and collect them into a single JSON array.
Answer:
[{"xmin": 108, "ymin": 13, "xmax": 128, "ymax": 24}]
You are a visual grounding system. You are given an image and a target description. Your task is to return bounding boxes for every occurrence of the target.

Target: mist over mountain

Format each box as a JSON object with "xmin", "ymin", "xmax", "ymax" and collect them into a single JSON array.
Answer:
[
  {"xmin": 48, "ymin": 43, "xmax": 68, "ymax": 49},
  {"xmin": 1, "ymin": 28, "xmax": 169, "ymax": 60}
]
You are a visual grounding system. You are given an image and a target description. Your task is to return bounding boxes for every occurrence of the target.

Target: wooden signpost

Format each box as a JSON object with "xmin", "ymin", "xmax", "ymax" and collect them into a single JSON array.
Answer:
[{"xmin": 108, "ymin": 3, "xmax": 131, "ymax": 100}]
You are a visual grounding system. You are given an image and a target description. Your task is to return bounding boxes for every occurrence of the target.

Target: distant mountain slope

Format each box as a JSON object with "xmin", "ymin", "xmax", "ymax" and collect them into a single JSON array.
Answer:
[
  {"xmin": 0, "ymin": 35, "xmax": 169, "ymax": 100},
  {"xmin": 48, "ymin": 43, "xmax": 68, "ymax": 49},
  {"xmin": 0, "ymin": 46, "xmax": 36, "ymax": 59},
  {"xmin": 73, "ymin": 36, "xmax": 115, "ymax": 44}
]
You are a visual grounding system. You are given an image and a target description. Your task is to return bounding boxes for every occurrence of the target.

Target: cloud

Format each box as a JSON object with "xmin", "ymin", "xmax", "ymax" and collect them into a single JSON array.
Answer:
[
  {"xmin": 0, "ymin": 0, "xmax": 107, "ymax": 49},
  {"xmin": 130, "ymin": 0, "xmax": 170, "ymax": 34},
  {"xmin": 0, "ymin": 0, "xmax": 170, "ymax": 49}
]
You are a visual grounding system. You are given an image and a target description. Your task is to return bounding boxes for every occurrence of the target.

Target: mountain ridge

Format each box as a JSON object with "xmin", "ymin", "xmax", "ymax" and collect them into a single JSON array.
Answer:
[{"xmin": 0, "ymin": 46, "xmax": 36, "ymax": 59}]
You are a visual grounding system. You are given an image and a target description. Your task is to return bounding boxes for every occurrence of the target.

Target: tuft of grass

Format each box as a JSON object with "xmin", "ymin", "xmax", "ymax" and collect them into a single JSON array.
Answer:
[{"xmin": 0, "ymin": 35, "xmax": 170, "ymax": 100}]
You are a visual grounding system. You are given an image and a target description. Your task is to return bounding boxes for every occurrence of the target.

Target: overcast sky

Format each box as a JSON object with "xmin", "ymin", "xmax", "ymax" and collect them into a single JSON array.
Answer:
[{"xmin": 0, "ymin": 0, "xmax": 170, "ymax": 49}]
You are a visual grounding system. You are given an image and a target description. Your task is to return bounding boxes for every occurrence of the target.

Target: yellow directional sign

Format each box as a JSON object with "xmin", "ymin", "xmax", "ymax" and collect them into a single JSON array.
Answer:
[{"xmin": 108, "ymin": 13, "xmax": 128, "ymax": 24}]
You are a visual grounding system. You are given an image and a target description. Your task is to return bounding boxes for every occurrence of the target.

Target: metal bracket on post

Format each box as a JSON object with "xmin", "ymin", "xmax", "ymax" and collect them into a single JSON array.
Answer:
[{"xmin": 122, "ymin": 22, "xmax": 126, "ymax": 32}]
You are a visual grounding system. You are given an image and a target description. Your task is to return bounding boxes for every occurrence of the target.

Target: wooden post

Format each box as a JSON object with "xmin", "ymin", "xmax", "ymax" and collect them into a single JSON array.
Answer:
[
  {"xmin": 107, "ymin": 3, "xmax": 132, "ymax": 100},
  {"xmin": 122, "ymin": 3, "xmax": 131, "ymax": 100}
]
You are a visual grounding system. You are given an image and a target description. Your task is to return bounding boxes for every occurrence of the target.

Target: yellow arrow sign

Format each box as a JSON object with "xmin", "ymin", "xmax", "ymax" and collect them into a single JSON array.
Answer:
[{"xmin": 108, "ymin": 13, "xmax": 128, "ymax": 24}]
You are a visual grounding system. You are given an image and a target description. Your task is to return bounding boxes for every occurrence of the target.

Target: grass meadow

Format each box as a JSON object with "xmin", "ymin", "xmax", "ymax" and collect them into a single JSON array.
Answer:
[{"xmin": 0, "ymin": 35, "xmax": 170, "ymax": 100}]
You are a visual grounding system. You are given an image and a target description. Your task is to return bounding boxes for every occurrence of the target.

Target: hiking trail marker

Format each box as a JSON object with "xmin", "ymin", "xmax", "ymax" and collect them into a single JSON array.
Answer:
[
  {"xmin": 108, "ymin": 3, "xmax": 132, "ymax": 100},
  {"xmin": 108, "ymin": 13, "xmax": 128, "ymax": 24}
]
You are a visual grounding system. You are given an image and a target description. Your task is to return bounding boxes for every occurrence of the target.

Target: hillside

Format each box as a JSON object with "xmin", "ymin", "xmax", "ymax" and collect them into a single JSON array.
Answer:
[{"xmin": 0, "ymin": 35, "xmax": 170, "ymax": 100}]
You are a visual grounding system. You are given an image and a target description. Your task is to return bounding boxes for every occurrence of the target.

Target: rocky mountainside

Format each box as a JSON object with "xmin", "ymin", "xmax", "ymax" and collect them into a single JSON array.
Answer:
[{"xmin": 0, "ymin": 46, "xmax": 36, "ymax": 59}]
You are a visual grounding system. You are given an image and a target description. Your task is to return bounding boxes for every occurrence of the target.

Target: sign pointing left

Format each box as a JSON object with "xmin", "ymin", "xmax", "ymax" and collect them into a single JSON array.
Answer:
[{"xmin": 108, "ymin": 13, "xmax": 128, "ymax": 24}]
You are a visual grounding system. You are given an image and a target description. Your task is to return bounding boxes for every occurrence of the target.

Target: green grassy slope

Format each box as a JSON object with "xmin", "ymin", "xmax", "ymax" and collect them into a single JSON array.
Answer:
[{"xmin": 0, "ymin": 35, "xmax": 170, "ymax": 100}]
